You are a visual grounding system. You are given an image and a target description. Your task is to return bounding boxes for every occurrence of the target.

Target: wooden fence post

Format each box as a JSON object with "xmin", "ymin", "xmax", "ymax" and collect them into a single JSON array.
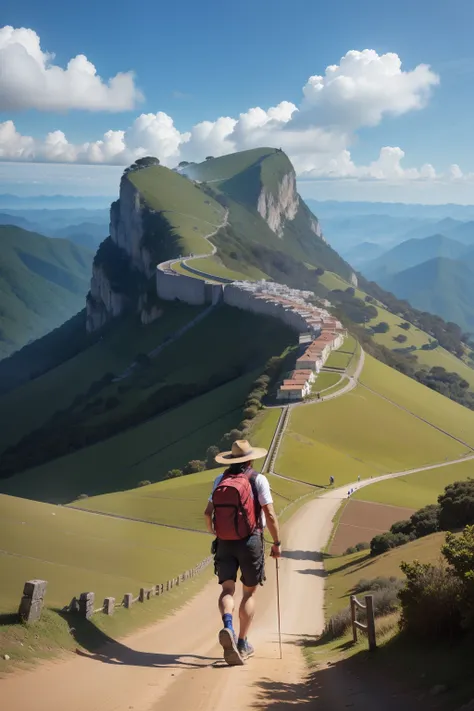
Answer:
[
  {"xmin": 350, "ymin": 595, "xmax": 357, "ymax": 643},
  {"xmin": 365, "ymin": 595, "xmax": 377, "ymax": 652}
]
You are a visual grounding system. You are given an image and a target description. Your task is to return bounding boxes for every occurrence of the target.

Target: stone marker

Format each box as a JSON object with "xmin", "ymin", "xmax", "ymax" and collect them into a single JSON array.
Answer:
[
  {"xmin": 123, "ymin": 593, "xmax": 133, "ymax": 609},
  {"xmin": 19, "ymin": 579, "xmax": 47, "ymax": 623},
  {"xmin": 79, "ymin": 592, "xmax": 95, "ymax": 619},
  {"xmin": 103, "ymin": 597, "xmax": 115, "ymax": 615},
  {"xmin": 139, "ymin": 588, "xmax": 146, "ymax": 603}
]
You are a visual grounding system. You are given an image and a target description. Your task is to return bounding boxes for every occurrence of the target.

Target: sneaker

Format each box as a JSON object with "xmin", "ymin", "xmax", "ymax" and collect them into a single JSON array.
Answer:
[
  {"xmin": 237, "ymin": 638, "xmax": 255, "ymax": 659},
  {"xmin": 218, "ymin": 628, "xmax": 244, "ymax": 666}
]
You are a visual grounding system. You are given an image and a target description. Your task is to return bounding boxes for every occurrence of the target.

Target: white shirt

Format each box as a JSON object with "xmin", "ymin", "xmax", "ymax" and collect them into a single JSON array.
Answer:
[{"xmin": 209, "ymin": 471, "xmax": 273, "ymax": 529}]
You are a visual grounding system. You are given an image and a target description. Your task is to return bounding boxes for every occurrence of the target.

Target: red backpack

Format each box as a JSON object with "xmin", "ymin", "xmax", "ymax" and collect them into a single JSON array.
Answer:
[{"xmin": 212, "ymin": 468, "xmax": 261, "ymax": 540}]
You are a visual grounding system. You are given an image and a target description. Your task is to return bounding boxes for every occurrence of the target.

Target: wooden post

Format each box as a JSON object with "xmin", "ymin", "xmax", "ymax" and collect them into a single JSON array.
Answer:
[
  {"xmin": 350, "ymin": 595, "xmax": 358, "ymax": 643},
  {"xmin": 365, "ymin": 595, "xmax": 377, "ymax": 652}
]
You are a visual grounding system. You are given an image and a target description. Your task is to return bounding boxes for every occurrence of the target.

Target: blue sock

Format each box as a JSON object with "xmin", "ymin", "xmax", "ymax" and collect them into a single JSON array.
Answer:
[
  {"xmin": 238, "ymin": 637, "xmax": 245, "ymax": 646},
  {"xmin": 222, "ymin": 613, "xmax": 233, "ymax": 630}
]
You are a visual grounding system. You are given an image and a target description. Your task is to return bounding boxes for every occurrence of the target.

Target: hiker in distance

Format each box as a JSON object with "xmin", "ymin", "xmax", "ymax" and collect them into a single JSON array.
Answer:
[{"xmin": 204, "ymin": 439, "xmax": 281, "ymax": 666}]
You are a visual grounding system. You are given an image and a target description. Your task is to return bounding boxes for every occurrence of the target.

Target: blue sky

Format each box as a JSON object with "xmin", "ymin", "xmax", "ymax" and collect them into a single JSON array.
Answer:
[{"xmin": 2, "ymin": 0, "xmax": 474, "ymax": 202}]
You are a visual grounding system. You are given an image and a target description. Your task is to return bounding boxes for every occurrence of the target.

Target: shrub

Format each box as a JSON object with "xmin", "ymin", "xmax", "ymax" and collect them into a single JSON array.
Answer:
[
  {"xmin": 393, "ymin": 334, "xmax": 408, "ymax": 343},
  {"xmin": 410, "ymin": 504, "xmax": 440, "ymax": 537},
  {"xmin": 438, "ymin": 480, "xmax": 474, "ymax": 531},
  {"xmin": 399, "ymin": 560, "xmax": 463, "ymax": 640},
  {"xmin": 138, "ymin": 480, "xmax": 151, "ymax": 487},
  {"xmin": 165, "ymin": 469, "xmax": 183, "ymax": 479},
  {"xmin": 183, "ymin": 460, "xmax": 206, "ymax": 475},
  {"xmin": 243, "ymin": 406, "xmax": 259, "ymax": 420},
  {"xmin": 77, "ymin": 493, "xmax": 88, "ymax": 500},
  {"xmin": 245, "ymin": 397, "xmax": 262, "ymax": 409},
  {"xmin": 344, "ymin": 546, "xmax": 357, "ymax": 555},
  {"xmin": 205, "ymin": 446, "xmax": 220, "ymax": 470},
  {"xmin": 372, "ymin": 322, "xmax": 390, "ymax": 334},
  {"xmin": 325, "ymin": 607, "xmax": 353, "ymax": 639},
  {"xmin": 355, "ymin": 541, "xmax": 370, "ymax": 551},
  {"xmin": 442, "ymin": 526, "xmax": 474, "ymax": 629},
  {"xmin": 370, "ymin": 531, "xmax": 409, "ymax": 556},
  {"xmin": 239, "ymin": 420, "xmax": 251, "ymax": 433},
  {"xmin": 399, "ymin": 322, "xmax": 411, "ymax": 330},
  {"xmin": 354, "ymin": 576, "xmax": 401, "ymax": 594},
  {"xmin": 220, "ymin": 429, "xmax": 243, "ymax": 448},
  {"xmin": 390, "ymin": 519, "xmax": 414, "ymax": 536}
]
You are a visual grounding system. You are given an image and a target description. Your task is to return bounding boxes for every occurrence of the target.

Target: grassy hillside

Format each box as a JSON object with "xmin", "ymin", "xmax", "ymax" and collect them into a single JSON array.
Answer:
[
  {"xmin": 319, "ymin": 269, "xmax": 474, "ymax": 391},
  {"xmin": 360, "ymin": 353, "xmax": 474, "ymax": 448},
  {"xmin": 0, "ymin": 303, "xmax": 204, "ymax": 453},
  {"xmin": 182, "ymin": 149, "xmax": 354, "ymax": 283},
  {"xmin": 0, "ymin": 225, "xmax": 94, "ymax": 358},
  {"xmin": 128, "ymin": 166, "xmax": 225, "ymax": 256},
  {"xmin": 353, "ymin": 459, "xmax": 474, "ymax": 509},
  {"xmin": 276, "ymin": 354, "xmax": 474, "ymax": 487},
  {"xmin": 382, "ymin": 256, "xmax": 474, "ymax": 332},
  {"xmin": 0, "ymin": 493, "xmax": 208, "ymax": 615}
]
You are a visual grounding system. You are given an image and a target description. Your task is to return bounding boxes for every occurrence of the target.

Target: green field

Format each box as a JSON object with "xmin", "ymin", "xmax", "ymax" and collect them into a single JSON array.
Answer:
[
  {"xmin": 325, "ymin": 532, "xmax": 445, "ymax": 616},
  {"xmin": 277, "ymin": 358, "xmax": 472, "ymax": 486},
  {"xmin": 185, "ymin": 255, "xmax": 266, "ymax": 281},
  {"xmin": 249, "ymin": 408, "xmax": 281, "ymax": 453},
  {"xmin": 129, "ymin": 166, "xmax": 225, "ymax": 255},
  {"xmin": 0, "ymin": 304, "xmax": 204, "ymax": 453},
  {"xmin": 324, "ymin": 350, "xmax": 353, "ymax": 370},
  {"xmin": 0, "ymin": 370, "xmax": 261, "ymax": 503},
  {"xmin": 354, "ymin": 459, "xmax": 474, "ymax": 509},
  {"xmin": 183, "ymin": 148, "xmax": 277, "ymax": 184},
  {"xmin": 0, "ymin": 493, "xmax": 208, "ymax": 615},
  {"xmin": 360, "ymin": 354, "xmax": 474, "ymax": 448},
  {"xmin": 313, "ymin": 372, "xmax": 342, "ymax": 392}
]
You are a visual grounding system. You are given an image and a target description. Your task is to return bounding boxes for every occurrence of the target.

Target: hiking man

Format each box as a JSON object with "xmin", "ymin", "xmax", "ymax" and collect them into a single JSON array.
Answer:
[{"xmin": 204, "ymin": 439, "xmax": 281, "ymax": 666}]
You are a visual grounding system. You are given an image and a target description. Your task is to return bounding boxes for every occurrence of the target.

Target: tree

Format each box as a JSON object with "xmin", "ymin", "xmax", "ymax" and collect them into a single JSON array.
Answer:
[
  {"xmin": 315, "ymin": 267, "xmax": 325, "ymax": 276},
  {"xmin": 393, "ymin": 334, "xmax": 408, "ymax": 343},
  {"xmin": 345, "ymin": 287, "xmax": 355, "ymax": 297},
  {"xmin": 438, "ymin": 480, "xmax": 474, "ymax": 530},
  {"xmin": 206, "ymin": 446, "xmax": 220, "ymax": 469},
  {"xmin": 365, "ymin": 295, "xmax": 375, "ymax": 304},
  {"xmin": 399, "ymin": 322, "xmax": 411, "ymax": 330},
  {"xmin": 123, "ymin": 156, "xmax": 160, "ymax": 174},
  {"xmin": 206, "ymin": 156, "xmax": 215, "ymax": 160},
  {"xmin": 220, "ymin": 429, "xmax": 243, "ymax": 448},
  {"xmin": 183, "ymin": 460, "xmax": 206, "ymax": 474},
  {"xmin": 138, "ymin": 480, "xmax": 151, "ymax": 487},
  {"xmin": 372, "ymin": 322, "xmax": 390, "ymax": 334},
  {"xmin": 178, "ymin": 161, "xmax": 190, "ymax": 167}
]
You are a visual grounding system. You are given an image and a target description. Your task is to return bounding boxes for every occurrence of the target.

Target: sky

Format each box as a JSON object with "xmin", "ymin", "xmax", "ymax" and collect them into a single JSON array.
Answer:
[{"xmin": 2, "ymin": 0, "xmax": 474, "ymax": 203}]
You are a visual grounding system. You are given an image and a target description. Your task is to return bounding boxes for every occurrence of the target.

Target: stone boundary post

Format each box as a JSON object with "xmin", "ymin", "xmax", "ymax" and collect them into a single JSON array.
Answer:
[{"xmin": 18, "ymin": 580, "xmax": 47, "ymax": 623}]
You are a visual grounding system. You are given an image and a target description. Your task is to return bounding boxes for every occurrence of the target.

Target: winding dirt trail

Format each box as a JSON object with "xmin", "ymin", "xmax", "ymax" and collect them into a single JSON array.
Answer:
[{"xmin": 3, "ymin": 459, "xmax": 474, "ymax": 711}]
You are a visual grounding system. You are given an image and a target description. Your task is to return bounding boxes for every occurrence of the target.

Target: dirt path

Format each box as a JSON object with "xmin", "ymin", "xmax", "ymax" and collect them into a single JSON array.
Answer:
[{"xmin": 3, "ymin": 461, "xmax": 473, "ymax": 711}]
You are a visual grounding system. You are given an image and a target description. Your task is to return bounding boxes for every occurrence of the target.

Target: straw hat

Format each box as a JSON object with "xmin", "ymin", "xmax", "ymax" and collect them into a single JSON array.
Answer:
[{"xmin": 215, "ymin": 439, "xmax": 268, "ymax": 465}]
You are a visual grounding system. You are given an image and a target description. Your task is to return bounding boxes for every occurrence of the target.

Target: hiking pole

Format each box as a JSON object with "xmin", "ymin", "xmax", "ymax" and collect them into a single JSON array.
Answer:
[{"xmin": 275, "ymin": 556, "xmax": 283, "ymax": 659}]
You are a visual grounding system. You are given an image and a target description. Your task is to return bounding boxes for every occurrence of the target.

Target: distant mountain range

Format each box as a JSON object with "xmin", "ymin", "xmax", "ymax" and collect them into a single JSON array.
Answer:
[
  {"xmin": 0, "ymin": 209, "xmax": 108, "ymax": 251},
  {"xmin": 0, "ymin": 225, "xmax": 94, "ymax": 359}
]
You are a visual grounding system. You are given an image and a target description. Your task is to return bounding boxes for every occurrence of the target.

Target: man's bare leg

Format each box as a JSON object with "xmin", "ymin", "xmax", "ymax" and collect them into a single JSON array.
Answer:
[
  {"xmin": 218, "ymin": 580, "xmax": 243, "ymax": 665},
  {"xmin": 238, "ymin": 584, "xmax": 257, "ymax": 657}
]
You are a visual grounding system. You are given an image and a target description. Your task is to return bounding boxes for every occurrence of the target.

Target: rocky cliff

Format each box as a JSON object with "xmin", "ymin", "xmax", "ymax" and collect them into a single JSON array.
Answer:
[
  {"xmin": 257, "ymin": 170, "xmax": 299, "ymax": 237},
  {"xmin": 86, "ymin": 176, "xmax": 161, "ymax": 332}
]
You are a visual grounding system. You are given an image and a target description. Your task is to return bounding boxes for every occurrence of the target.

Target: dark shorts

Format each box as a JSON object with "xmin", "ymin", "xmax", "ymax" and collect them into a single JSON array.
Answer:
[{"xmin": 213, "ymin": 532, "xmax": 265, "ymax": 588}]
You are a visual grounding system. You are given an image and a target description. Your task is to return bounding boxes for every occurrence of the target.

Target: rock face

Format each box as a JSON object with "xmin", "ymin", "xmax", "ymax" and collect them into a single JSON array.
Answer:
[
  {"xmin": 86, "ymin": 176, "xmax": 156, "ymax": 332},
  {"xmin": 257, "ymin": 170, "xmax": 299, "ymax": 237}
]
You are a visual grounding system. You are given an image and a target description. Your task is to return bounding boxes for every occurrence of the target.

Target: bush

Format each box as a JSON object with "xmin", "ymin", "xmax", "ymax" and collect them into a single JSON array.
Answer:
[
  {"xmin": 393, "ymin": 334, "xmax": 408, "ymax": 343},
  {"xmin": 410, "ymin": 504, "xmax": 440, "ymax": 537},
  {"xmin": 399, "ymin": 322, "xmax": 411, "ymax": 330},
  {"xmin": 355, "ymin": 541, "xmax": 370, "ymax": 551},
  {"xmin": 390, "ymin": 519, "xmax": 414, "ymax": 536},
  {"xmin": 220, "ymin": 429, "xmax": 243, "ymax": 448},
  {"xmin": 325, "ymin": 607, "xmax": 353, "ymax": 639},
  {"xmin": 442, "ymin": 526, "xmax": 474, "ymax": 629},
  {"xmin": 243, "ymin": 406, "xmax": 259, "ymax": 420},
  {"xmin": 354, "ymin": 576, "xmax": 401, "ymax": 594},
  {"xmin": 372, "ymin": 321, "xmax": 390, "ymax": 334},
  {"xmin": 399, "ymin": 560, "xmax": 463, "ymax": 640},
  {"xmin": 439, "ymin": 480, "xmax": 474, "ymax": 531},
  {"xmin": 164, "ymin": 469, "xmax": 183, "ymax": 479},
  {"xmin": 138, "ymin": 480, "xmax": 151, "ymax": 487},
  {"xmin": 344, "ymin": 546, "xmax": 357, "ymax": 555},
  {"xmin": 77, "ymin": 493, "xmax": 88, "ymax": 500},
  {"xmin": 245, "ymin": 398, "xmax": 262, "ymax": 409},
  {"xmin": 183, "ymin": 460, "xmax": 206, "ymax": 475},
  {"xmin": 370, "ymin": 531, "xmax": 410, "ymax": 556},
  {"xmin": 205, "ymin": 446, "xmax": 220, "ymax": 470}
]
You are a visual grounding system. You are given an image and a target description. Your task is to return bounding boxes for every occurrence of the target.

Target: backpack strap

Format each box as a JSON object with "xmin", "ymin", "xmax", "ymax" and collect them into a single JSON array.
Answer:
[{"xmin": 248, "ymin": 469, "xmax": 262, "ymax": 530}]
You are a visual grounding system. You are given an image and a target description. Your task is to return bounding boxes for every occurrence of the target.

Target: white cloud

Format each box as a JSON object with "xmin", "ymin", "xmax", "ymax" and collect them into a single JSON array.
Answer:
[
  {"xmin": 0, "ymin": 26, "xmax": 143, "ymax": 111},
  {"xmin": 0, "ymin": 45, "xmax": 455, "ymax": 184}
]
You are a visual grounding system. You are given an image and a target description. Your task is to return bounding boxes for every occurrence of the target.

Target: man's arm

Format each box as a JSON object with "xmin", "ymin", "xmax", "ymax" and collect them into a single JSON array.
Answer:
[
  {"xmin": 262, "ymin": 503, "xmax": 281, "ymax": 558},
  {"xmin": 204, "ymin": 501, "xmax": 214, "ymax": 535}
]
